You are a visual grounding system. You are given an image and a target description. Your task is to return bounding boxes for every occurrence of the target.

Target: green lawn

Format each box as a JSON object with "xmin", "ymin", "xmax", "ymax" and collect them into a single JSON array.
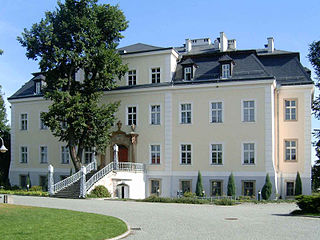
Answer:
[{"xmin": 0, "ymin": 204, "xmax": 127, "ymax": 240}]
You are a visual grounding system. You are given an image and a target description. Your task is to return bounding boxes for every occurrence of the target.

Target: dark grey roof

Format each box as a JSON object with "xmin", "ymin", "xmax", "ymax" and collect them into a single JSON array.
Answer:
[
  {"xmin": 174, "ymin": 51, "xmax": 272, "ymax": 82},
  {"xmin": 218, "ymin": 55, "xmax": 233, "ymax": 62},
  {"xmin": 9, "ymin": 42, "xmax": 313, "ymax": 100},
  {"xmin": 257, "ymin": 53, "xmax": 313, "ymax": 85},
  {"xmin": 118, "ymin": 43, "xmax": 165, "ymax": 54}
]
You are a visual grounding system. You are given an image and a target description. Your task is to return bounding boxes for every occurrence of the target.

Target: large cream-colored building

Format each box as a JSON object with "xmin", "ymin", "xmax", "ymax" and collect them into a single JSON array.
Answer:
[{"xmin": 8, "ymin": 32, "xmax": 313, "ymax": 199}]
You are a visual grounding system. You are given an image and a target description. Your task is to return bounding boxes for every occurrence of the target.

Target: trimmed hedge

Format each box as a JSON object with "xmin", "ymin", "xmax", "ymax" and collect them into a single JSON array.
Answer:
[
  {"xmin": 0, "ymin": 189, "xmax": 48, "ymax": 197},
  {"xmin": 142, "ymin": 195, "xmax": 210, "ymax": 204},
  {"xmin": 295, "ymin": 194, "xmax": 320, "ymax": 213}
]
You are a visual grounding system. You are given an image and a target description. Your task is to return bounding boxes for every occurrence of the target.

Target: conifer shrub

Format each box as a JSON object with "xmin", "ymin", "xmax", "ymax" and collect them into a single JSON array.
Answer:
[
  {"xmin": 262, "ymin": 174, "xmax": 272, "ymax": 200},
  {"xmin": 295, "ymin": 193, "xmax": 320, "ymax": 213},
  {"xmin": 195, "ymin": 171, "xmax": 204, "ymax": 197},
  {"xmin": 295, "ymin": 172, "xmax": 302, "ymax": 196},
  {"xmin": 227, "ymin": 173, "xmax": 236, "ymax": 197}
]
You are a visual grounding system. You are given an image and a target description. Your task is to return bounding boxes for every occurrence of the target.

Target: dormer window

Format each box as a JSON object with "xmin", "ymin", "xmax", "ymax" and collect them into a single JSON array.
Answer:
[
  {"xmin": 35, "ymin": 81, "xmax": 41, "ymax": 94},
  {"xmin": 184, "ymin": 67, "xmax": 192, "ymax": 81},
  {"xmin": 218, "ymin": 55, "xmax": 234, "ymax": 79},
  {"xmin": 221, "ymin": 64, "xmax": 231, "ymax": 79}
]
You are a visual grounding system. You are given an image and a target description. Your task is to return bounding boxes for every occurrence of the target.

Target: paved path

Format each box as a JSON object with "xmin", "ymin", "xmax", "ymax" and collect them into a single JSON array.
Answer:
[{"xmin": 9, "ymin": 196, "xmax": 320, "ymax": 240}]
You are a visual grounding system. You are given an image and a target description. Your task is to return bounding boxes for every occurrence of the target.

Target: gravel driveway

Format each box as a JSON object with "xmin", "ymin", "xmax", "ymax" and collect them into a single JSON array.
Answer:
[{"xmin": 9, "ymin": 196, "xmax": 320, "ymax": 240}]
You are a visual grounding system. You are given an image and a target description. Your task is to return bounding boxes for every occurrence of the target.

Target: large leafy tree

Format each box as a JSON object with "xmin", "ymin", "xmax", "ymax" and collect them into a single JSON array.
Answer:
[
  {"xmin": 0, "ymin": 85, "xmax": 10, "ymax": 187},
  {"xmin": 18, "ymin": 0, "xmax": 128, "ymax": 171},
  {"xmin": 308, "ymin": 41, "xmax": 320, "ymax": 192}
]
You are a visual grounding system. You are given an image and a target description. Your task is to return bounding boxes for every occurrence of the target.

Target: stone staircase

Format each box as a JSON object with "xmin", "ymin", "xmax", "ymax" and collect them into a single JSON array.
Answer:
[{"xmin": 54, "ymin": 171, "xmax": 97, "ymax": 199}]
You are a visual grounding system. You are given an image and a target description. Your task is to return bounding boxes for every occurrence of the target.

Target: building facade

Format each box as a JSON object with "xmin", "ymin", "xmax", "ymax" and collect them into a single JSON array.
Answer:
[{"xmin": 8, "ymin": 32, "xmax": 313, "ymax": 199}]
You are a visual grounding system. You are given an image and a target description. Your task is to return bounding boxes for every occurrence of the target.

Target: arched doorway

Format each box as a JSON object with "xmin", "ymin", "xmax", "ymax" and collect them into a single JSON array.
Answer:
[
  {"xmin": 117, "ymin": 183, "xmax": 129, "ymax": 198},
  {"xmin": 118, "ymin": 145, "xmax": 128, "ymax": 162}
]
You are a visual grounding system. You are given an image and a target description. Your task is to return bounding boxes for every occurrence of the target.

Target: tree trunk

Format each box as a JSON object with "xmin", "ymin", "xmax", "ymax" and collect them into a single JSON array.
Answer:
[{"xmin": 69, "ymin": 145, "xmax": 82, "ymax": 172}]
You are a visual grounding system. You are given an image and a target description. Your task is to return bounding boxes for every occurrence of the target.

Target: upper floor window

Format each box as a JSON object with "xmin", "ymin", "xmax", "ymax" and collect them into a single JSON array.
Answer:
[
  {"xmin": 20, "ymin": 146, "xmax": 28, "ymax": 163},
  {"xmin": 285, "ymin": 140, "xmax": 297, "ymax": 161},
  {"xmin": 20, "ymin": 113, "xmax": 28, "ymax": 130},
  {"xmin": 40, "ymin": 113, "xmax": 48, "ymax": 130},
  {"xmin": 40, "ymin": 146, "xmax": 48, "ymax": 164},
  {"xmin": 128, "ymin": 70, "xmax": 137, "ymax": 86},
  {"xmin": 84, "ymin": 147, "xmax": 93, "ymax": 164},
  {"xmin": 243, "ymin": 100, "xmax": 255, "ymax": 122},
  {"xmin": 210, "ymin": 102, "xmax": 223, "ymax": 123},
  {"xmin": 285, "ymin": 100, "xmax": 297, "ymax": 121},
  {"xmin": 184, "ymin": 67, "xmax": 192, "ymax": 80},
  {"xmin": 211, "ymin": 144, "xmax": 223, "ymax": 165},
  {"xmin": 180, "ymin": 103, "xmax": 192, "ymax": 124},
  {"xmin": 151, "ymin": 68, "xmax": 160, "ymax": 83},
  {"xmin": 61, "ymin": 146, "xmax": 70, "ymax": 164},
  {"xmin": 221, "ymin": 64, "xmax": 231, "ymax": 79},
  {"xmin": 150, "ymin": 105, "xmax": 160, "ymax": 125},
  {"xmin": 35, "ymin": 81, "xmax": 41, "ymax": 94},
  {"xmin": 127, "ymin": 106, "xmax": 137, "ymax": 125},
  {"xmin": 150, "ymin": 145, "xmax": 160, "ymax": 165},
  {"xmin": 180, "ymin": 144, "xmax": 192, "ymax": 165},
  {"xmin": 243, "ymin": 143, "xmax": 255, "ymax": 165}
]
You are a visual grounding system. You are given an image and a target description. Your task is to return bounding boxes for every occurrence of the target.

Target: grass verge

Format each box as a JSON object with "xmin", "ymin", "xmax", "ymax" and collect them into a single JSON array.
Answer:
[
  {"xmin": 0, "ymin": 190, "xmax": 49, "ymax": 197},
  {"xmin": 0, "ymin": 204, "xmax": 127, "ymax": 240}
]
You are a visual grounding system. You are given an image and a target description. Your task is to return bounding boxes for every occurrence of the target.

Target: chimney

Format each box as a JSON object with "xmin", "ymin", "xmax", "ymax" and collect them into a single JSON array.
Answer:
[
  {"xmin": 220, "ymin": 32, "xmax": 228, "ymax": 52},
  {"xmin": 267, "ymin": 37, "xmax": 274, "ymax": 53},
  {"xmin": 228, "ymin": 39, "xmax": 237, "ymax": 50},
  {"xmin": 185, "ymin": 39, "xmax": 192, "ymax": 52}
]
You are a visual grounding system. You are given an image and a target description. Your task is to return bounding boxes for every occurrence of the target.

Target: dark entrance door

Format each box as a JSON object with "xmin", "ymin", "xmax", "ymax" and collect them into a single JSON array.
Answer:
[{"xmin": 118, "ymin": 145, "xmax": 128, "ymax": 162}]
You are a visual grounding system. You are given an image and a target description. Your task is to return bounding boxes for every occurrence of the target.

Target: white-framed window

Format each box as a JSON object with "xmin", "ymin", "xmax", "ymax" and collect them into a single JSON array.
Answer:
[
  {"xmin": 210, "ymin": 101, "xmax": 223, "ymax": 123},
  {"xmin": 40, "ymin": 146, "xmax": 48, "ymax": 164},
  {"xmin": 84, "ymin": 147, "xmax": 93, "ymax": 164},
  {"xmin": 180, "ymin": 103, "xmax": 192, "ymax": 124},
  {"xmin": 20, "ymin": 113, "xmax": 28, "ymax": 130},
  {"xmin": 211, "ymin": 180, "xmax": 223, "ymax": 196},
  {"xmin": 285, "ymin": 100, "xmax": 297, "ymax": 121},
  {"xmin": 150, "ymin": 144, "xmax": 160, "ymax": 165},
  {"xmin": 151, "ymin": 67, "xmax": 160, "ymax": 83},
  {"xmin": 40, "ymin": 113, "xmax": 48, "ymax": 130},
  {"xmin": 127, "ymin": 106, "xmax": 137, "ymax": 125},
  {"xmin": 180, "ymin": 144, "xmax": 192, "ymax": 165},
  {"xmin": 150, "ymin": 105, "xmax": 160, "ymax": 125},
  {"xmin": 286, "ymin": 181, "xmax": 294, "ymax": 196},
  {"xmin": 35, "ymin": 81, "xmax": 41, "ymax": 94},
  {"xmin": 150, "ymin": 179, "xmax": 161, "ymax": 195},
  {"xmin": 128, "ymin": 70, "xmax": 137, "ymax": 86},
  {"xmin": 211, "ymin": 143, "xmax": 223, "ymax": 165},
  {"xmin": 61, "ymin": 146, "xmax": 70, "ymax": 164},
  {"xmin": 285, "ymin": 140, "xmax": 297, "ymax": 161},
  {"xmin": 221, "ymin": 64, "xmax": 230, "ymax": 79},
  {"xmin": 184, "ymin": 67, "xmax": 192, "ymax": 80},
  {"xmin": 20, "ymin": 146, "xmax": 28, "ymax": 163},
  {"xmin": 242, "ymin": 100, "xmax": 255, "ymax": 122},
  {"xmin": 243, "ymin": 143, "xmax": 255, "ymax": 165}
]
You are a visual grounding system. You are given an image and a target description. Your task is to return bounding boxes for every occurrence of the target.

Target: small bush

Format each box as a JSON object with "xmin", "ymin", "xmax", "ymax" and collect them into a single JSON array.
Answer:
[
  {"xmin": 295, "ymin": 172, "xmax": 302, "ymax": 196},
  {"xmin": 11, "ymin": 185, "xmax": 21, "ymax": 190},
  {"xmin": 183, "ymin": 191, "xmax": 196, "ymax": 198},
  {"xmin": 214, "ymin": 198, "xmax": 236, "ymax": 205},
  {"xmin": 262, "ymin": 174, "xmax": 272, "ymax": 200},
  {"xmin": 89, "ymin": 185, "xmax": 111, "ymax": 198},
  {"xmin": 29, "ymin": 186, "xmax": 43, "ymax": 192},
  {"xmin": 143, "ymin": 195, "xmax": 210, "ymax": 204},
  {"xmin": 227, "ymin": 173, "xmax": 236, "ymax": 197},
  {"xmin": 295, "ymin": 194, "xmax": 320, "ymax": 213}
]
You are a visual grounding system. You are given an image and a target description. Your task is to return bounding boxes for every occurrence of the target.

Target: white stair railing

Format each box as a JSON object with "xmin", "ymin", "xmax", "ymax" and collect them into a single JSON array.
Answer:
[
  {"xmin": 52, "ymin": 159, "xmax": 97, "ymax": 194},
  {"xmin": 85, "ymin": 162, "xmax": 145, "ymax": 192}
]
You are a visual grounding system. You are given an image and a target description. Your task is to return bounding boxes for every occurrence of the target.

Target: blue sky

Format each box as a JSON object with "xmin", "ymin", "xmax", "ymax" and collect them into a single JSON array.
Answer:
[{"xmin": 0, "ymin": 0, "xmax": 320, "ymax": 162}]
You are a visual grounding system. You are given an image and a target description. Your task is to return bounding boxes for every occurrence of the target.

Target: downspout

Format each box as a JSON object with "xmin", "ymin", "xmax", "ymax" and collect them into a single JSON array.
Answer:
[{"xmin": 276, "ymin": 87, "xmax": 282, "ymax": 198}]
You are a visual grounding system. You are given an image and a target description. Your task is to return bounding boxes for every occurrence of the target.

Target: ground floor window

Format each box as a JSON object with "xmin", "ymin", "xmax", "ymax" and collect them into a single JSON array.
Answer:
[
  {"xmin": 286, "ymin": 181, "xmax": 294, "ymax": 196},
  {"xmin": 242, "ymin": 181, "xmax": 255, "ymax": 197},
  {"xmin": 180, "ymin": 180, "xmax": 192, "ymax": 193},
  {"xmin": 39, "ymin": 175, "xmax": 47, "ymax": 191},
  {"xmin": 20, "ymin": 175, "xmax": 27, "ymax": 188},
  {"xmin": 150, "ymin": 179, "xmax": 160, "ymax": 196},
  {"xmin": 211, "ymin": 180, "xmax": 223, "ymax": 196}
]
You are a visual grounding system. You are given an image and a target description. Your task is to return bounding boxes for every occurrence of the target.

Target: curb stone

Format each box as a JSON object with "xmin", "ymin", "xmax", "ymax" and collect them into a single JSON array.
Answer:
[{"xmin": 106, "ymin": 218, "xmax": 132, "ymax": 240}]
